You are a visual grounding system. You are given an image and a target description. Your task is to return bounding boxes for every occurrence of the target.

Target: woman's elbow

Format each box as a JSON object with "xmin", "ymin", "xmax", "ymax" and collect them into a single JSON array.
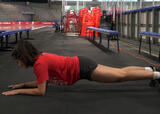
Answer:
[
  {"xmin": 37, "ymin": 90, "xmax": 46, "ymax": 96},
  {"xmin": 39, "ymin": 92, "xmax": 45, "ymax": 96}
]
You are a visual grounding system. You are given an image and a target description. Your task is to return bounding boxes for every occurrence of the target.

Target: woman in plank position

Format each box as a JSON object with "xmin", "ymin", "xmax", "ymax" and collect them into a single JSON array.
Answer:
[{"xmin": 2, "ymin": 40, "xmax": 160, "ymax": 96}]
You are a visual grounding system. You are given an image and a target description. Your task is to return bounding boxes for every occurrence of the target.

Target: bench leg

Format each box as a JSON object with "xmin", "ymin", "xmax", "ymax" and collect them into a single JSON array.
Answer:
[
  {"xmin": 15, "ymin": 33, "xmax": 18, "ymax": 43},
  {"xmin": 107, "ymin": 35, "xmax": 110, "ymax": 49},
  {"xmin": 86, "ymin": 29, "xmax": 89, "ymax": 39},
  {"xmin": 87, "ymin": 29, "xmax": 90, "ymax": 39},
  {"xmin": 159, "ymin": 51, "xmax": 160, "ymax": 63},
  {"xmin": 138, "ymin": 35, "xmax": 142, "ymax": 54},
  {"xmin": 89, "ymin": 30, "xmax": 91, "ymax": 40},
  {"xmin": 20, "ymin": 32, "xmax": 22, "ymax": 39},
  {"xmin": 27, "ymin": 31, "xmax": 29, "ymax": 39},
  {"xmin": 0, "ymin": 37, "xmax": 3, "ymax": 48},
  {"xmin": 149, "ymin": 37, "xmax": 151, "ymax": 54},
  {"xmin": 116, "ymin": 35, "xmax": 120, "ymax": 52},
  {"xmin": 93, "ymin": 31, "xmax": 95, "ymax": 41},
  {"xmin": 90, "ymin": 30, "xmax": 92, "ymax": 40},
  {"xmin": 99, "ymin": 33, "xmax": 102, "ymax": 44},
  {"xmin": 5, "ymin": 35, "xmax": 9, "ymax": 47}
]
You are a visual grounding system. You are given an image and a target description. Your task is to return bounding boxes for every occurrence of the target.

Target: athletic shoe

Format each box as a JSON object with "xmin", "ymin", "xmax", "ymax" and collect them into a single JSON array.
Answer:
[
  {"xmin": 150, "ymin": 66, "xmax": 160, "ymax": 72},
  {"xmin": 149, "ymin": 66, "xmax": 160, "ymax": 87}
]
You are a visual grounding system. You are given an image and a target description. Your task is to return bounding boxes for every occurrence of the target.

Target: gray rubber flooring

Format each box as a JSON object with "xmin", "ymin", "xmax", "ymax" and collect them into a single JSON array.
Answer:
[{"xmin": 0, "ymin": 27, "xmax": 160, "ymax": 114}]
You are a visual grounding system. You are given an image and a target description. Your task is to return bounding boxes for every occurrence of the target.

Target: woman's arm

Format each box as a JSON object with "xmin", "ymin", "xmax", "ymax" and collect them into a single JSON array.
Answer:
[
  {"xmin": 8, "ymin": 81, "xmax": 38, "ymax": 89},
  {"xmin": 23, "ymin": 81, "xmax": 38, "ymax": 87},
  {"xmin": 2, "ymin": 81, "xmax": 47, "ymax": 96}
]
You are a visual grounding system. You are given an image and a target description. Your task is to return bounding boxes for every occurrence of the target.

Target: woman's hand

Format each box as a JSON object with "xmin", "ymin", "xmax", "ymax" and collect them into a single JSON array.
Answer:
[
  {"xmin": 2, "ymin": 90, "xmax": 20, "ymax": 96},
  {"xmin": 2, "ymin": 81, "xmax": 47, "ymax": 96},
  {"xmin": 8, "ymin": 83, "xmax": 24, "ymax": 89}
]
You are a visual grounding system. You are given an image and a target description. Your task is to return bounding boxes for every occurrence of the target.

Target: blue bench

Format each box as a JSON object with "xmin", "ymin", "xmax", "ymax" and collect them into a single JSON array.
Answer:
[
  {"xmin": 0, "ymin": 30, "xmax": 5, "ymax": 33},
  {"xmin": 87, "ymin": 27, "xmax": 120, "ymax": 52},
  {"xmin": 121, "ymin": 6, "xmax": 160, "ymax": 15},
  {"xmin": 16, "ymin": 29, "xmax": 31, "ymax": 39},
  {"xmin": 139, "ymin": 31, "xmax": 160, "ymax": 61},
  {"xmin": 0, "ymin": 29, "xmax": 31, "ymax": 50}
]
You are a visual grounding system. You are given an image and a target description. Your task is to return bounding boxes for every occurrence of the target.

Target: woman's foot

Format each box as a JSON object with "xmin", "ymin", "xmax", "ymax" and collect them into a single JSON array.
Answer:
[
  {"xmin": 150, "ymin": 66, "xmax": 160, "ymax": 72},
  {"xmin": 149, "ymin": 66, "xmax": 160, "ymax": 87}
]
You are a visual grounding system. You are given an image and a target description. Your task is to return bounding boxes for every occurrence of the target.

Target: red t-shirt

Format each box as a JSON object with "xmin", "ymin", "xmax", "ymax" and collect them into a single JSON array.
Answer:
[{"xmin": 33, "ymin": 53, "xmax": 80, "ymax": 85}]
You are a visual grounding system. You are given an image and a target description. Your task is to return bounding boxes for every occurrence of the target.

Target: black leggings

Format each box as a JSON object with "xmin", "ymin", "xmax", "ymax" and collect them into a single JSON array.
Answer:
[{"xmin": 78, "ymin": 56, "xmax": 98, "ymax": 80}]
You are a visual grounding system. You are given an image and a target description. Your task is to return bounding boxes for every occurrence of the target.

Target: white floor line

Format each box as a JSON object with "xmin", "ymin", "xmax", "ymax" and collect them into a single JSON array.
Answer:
[{"xmin": 31, "ymin": 26, "xmax": 49, "ymax": 30}]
